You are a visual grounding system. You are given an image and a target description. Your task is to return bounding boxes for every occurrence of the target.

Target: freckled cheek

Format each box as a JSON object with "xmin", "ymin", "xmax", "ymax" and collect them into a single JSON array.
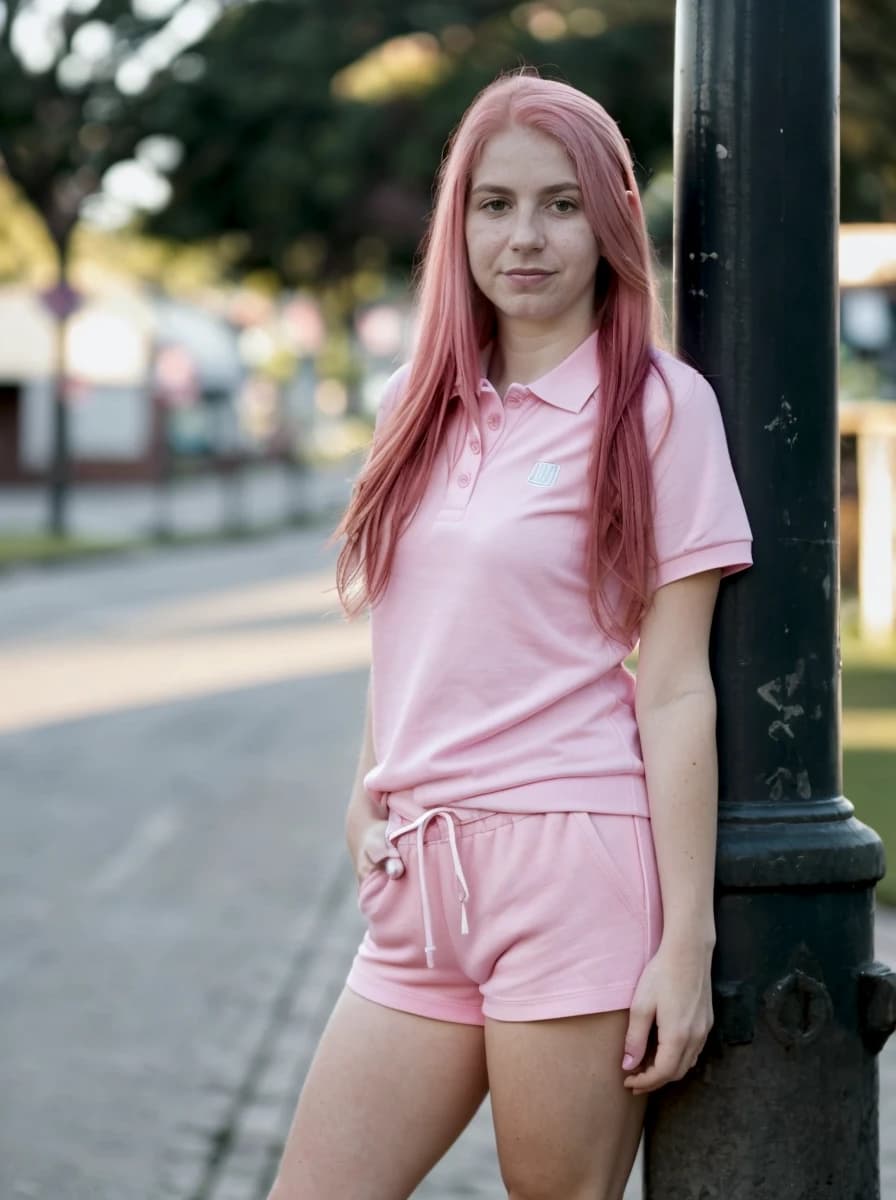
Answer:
[{"xmin": 467, "ymin": 230, "xmax": 505, "ymax": 283}]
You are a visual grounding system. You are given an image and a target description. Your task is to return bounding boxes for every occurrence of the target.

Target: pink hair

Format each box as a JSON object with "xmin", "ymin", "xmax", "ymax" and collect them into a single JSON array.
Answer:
[{"xmin": 331, "ymin": 69, "xmax": 673, "ymax": 645}]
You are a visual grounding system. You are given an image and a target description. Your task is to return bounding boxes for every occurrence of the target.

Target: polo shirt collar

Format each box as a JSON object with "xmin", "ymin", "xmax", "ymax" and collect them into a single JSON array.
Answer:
[{"xmin": 478, "ymin": 329, "xmax": 600, "ymax": 414}]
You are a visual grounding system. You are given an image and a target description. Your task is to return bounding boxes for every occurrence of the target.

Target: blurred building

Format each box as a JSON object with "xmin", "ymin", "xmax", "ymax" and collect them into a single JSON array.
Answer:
[
  {"xmin": 837, "ymin": 224, "xmax": 896, "ymax": 637},
  {"xmin": 839, "ymin": 224, "xmax": 896, "ymax": 399},
  {"xmin": 0, "ymin": 285, "xmax": 243, "ymax": 482}
]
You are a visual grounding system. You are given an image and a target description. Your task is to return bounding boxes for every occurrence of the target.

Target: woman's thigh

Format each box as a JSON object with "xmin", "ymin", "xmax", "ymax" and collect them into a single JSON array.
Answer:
[
  {"xmin": 485, "ymin": 1009, "xmax": 646, "ymax": 1200},
  {"xmin": 267, "ymin": 986, "xmax": 489, "ymax": 1200}
]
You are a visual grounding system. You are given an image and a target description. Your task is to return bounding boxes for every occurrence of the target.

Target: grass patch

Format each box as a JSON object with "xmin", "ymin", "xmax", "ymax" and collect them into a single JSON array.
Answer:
[
  {"xmin": 0, "ymin": 509, "xmax": 342, "ymax": 574},
  {"xmin": 0, "ymin": 532, "xmax": 133, "ymax": 567},
  {"xmin": 845, "ymin": 751, "xmax": 895, "ymax": 905},
  {"xmin": 841, "ymin": 627, "xmax": 896, "ymax": 906}
]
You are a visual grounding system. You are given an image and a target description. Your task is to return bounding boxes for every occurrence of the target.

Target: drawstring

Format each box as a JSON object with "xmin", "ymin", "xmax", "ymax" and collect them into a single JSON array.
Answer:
[{"xmin": 387, "ymin": 807, "xmax": 471, "ymax": 968}]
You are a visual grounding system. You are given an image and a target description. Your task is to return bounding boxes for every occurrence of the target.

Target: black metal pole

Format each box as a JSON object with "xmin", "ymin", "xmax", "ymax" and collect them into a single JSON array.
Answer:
[
  {"xmin": 48, "ymin": 309, "xmax": 70, "ymax": 538},
  {"xmin": 644, "ymin": 1, "xmax": 896, "ymax": 1194}
]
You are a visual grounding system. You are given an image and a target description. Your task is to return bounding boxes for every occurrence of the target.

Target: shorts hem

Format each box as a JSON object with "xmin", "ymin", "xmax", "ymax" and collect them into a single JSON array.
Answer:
[
  {"xmin": 482, "ymin": 982, "xmax": 636, "ymax": 1022},
  {"xmin": 345, "ymin": 972, "xmax": 485, "ymax": 1026}
]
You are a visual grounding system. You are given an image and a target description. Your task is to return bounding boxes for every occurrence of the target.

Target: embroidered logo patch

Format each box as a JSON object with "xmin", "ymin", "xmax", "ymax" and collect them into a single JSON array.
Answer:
[{"xmin": 527, "ymin": 461, "xmax": 560, "ymax": 487}]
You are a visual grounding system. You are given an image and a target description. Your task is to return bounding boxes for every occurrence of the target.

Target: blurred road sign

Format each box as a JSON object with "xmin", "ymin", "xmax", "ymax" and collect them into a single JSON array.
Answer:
[{"xmin": 40, "ymin": 282, "xmax": 83, "ymax": 320}]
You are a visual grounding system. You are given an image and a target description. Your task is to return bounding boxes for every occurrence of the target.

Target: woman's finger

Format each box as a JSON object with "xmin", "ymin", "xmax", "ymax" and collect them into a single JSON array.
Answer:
[{"xmin": 623, "ymin": 1039, "xmax": 684, "ymax": 1092}]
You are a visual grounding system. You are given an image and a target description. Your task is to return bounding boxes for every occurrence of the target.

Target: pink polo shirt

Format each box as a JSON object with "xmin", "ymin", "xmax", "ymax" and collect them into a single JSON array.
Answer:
[{"xmin": 362, "ymin": 331, "xmax": 753, "ymax": 818}]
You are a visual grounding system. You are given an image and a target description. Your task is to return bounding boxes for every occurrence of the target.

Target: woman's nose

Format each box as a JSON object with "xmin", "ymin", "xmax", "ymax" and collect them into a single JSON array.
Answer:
[{"xmin": 509, "ymin": 210, "xmax": 545, "ymax": 251}]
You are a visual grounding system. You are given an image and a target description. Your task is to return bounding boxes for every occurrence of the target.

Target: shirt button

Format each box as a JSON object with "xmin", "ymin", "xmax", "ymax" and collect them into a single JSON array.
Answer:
[
  {"xmin": 470, "ymin": 440, "xmax": 481, "ymax": 454},
  {"xmin": 487, "ymin": 415, "xmax": 501, "ymax": 430},
  {"xmin": 458, "ymin": 472, "xmax": 471, "ymax": 488}
]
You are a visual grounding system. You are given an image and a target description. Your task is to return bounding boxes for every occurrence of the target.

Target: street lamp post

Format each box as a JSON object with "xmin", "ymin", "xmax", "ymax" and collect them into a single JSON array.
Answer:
[
  {"xmin": 644, "ymin": 1, "xmax": 896, "ymax": 1193},
  {"xmin": 41, "ymin": 281, "xmax": 81, "ymax": 538}
]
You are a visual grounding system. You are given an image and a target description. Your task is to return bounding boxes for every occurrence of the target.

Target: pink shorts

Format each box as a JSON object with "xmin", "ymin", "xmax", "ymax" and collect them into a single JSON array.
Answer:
[{"xmin": 345, "ymin": 791, "xmax": 664, "ymax": 1025}]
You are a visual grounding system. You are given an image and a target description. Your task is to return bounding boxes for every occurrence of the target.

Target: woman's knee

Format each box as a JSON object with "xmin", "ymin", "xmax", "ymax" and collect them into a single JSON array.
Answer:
[
  {"xmin": 503, "ymin": 1152, "xmax": 623, "ymax": 1200},
  {"xmin": 503, "ymin": 1175, "xmax": 618, "ymax": 1200}
]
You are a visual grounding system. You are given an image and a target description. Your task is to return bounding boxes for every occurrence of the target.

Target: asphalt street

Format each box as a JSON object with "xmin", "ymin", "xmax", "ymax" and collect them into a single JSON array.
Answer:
[
  {"xmin": 1, "ymin": 526, "xmax": 893, "ymax": 1200},
  {"xmin": 1, "ymin": 528, "xmax": 370, "ymax": 1200}
]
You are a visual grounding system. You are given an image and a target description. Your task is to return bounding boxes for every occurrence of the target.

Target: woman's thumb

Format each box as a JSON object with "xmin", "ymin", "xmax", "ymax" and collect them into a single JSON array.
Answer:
[{"xmin": 622, "ymin": 1015, "xmax": 650, "ymax": 1069}]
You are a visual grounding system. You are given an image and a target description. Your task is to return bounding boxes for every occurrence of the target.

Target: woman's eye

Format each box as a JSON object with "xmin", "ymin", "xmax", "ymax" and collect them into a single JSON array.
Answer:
[
  {"xmin": 552, "ymin": 198, "xmax": 577, "ymax": 213},
  {"xmin": 482, "ymin": 199, "xmax": 508, "ymax": 212}
]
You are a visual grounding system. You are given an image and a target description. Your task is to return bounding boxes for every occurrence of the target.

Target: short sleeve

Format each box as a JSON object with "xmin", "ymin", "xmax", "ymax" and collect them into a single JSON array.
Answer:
[{"xmin": 647, "ymin": 369, "xmax": 753, "ymax": 590}]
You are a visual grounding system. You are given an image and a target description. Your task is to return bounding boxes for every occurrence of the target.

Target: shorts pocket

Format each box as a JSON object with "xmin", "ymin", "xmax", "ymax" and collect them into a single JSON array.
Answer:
[
  {"xmin": 573, "ymin": 811, "xmax": 646, "ymax": 923},
  {"xmin": 357, "ymin": 866, "xmax": 389, "ymax": 917}
]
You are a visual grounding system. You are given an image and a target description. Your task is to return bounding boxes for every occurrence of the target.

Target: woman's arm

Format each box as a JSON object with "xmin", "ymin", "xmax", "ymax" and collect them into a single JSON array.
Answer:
[
  {"xmin": 621, "ymin": 567, "xmax": 723, "ymax": 1093},
  {"xmin": 344, "ymin": 672, "xmax": 382, "ymax": 857},
  {"xmin": 634, "ymin": 568, "xmax": 723, "ymax": 949}
]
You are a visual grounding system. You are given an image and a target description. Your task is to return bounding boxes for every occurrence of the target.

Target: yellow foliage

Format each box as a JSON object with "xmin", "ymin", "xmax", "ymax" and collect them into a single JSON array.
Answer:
[{"xmin": 331, "ymin": 33, "xmax": 449, "ymax": 103}]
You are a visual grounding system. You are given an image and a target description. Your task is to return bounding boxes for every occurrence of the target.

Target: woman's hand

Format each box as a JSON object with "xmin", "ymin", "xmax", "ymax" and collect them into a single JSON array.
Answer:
[
  {"xmin": 621, "ymin": 937, "xmax": 715, "ymax": 1095},
  {"xmin": 351, "ymin": 817, "xmax": 405, "ymax": 886}
]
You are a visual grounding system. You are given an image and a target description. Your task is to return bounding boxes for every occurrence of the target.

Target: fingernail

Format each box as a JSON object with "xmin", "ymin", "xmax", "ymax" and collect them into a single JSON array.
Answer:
[{"xmin": 622, "ymin": 1054, "xmax": 635, "ymax": 1069}]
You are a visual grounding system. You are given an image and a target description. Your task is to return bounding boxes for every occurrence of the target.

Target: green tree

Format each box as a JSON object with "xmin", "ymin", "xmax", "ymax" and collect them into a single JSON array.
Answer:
[
  {"xmin": 841, "ymin": 0, "xmax": 896, "ymax": 219},
  {"xmin": 0, "ymin": 0, "xmax": 205, "ymax": 532},
  {"xmin": 142, "ymin": 1, "xmax": 676, "ymax": 285}
]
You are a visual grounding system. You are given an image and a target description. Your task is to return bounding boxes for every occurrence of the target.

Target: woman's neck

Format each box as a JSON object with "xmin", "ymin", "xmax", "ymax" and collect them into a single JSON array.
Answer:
[{"xmin": 488, "ymin": 316, "xmax": 597, "ymax": 398}]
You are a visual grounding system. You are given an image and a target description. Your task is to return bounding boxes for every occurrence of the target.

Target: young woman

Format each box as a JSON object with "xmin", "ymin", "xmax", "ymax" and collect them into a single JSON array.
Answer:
[{"xmin": 269, "ymin": 70, "xmax": 753, "ymax": 1200}]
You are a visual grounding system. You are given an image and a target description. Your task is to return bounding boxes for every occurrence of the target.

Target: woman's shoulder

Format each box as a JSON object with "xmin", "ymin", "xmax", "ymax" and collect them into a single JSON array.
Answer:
[
  {"xmin": 384, "ymin": 360, "xmax": 414, "ymax": 394},
  {"xmin": 375, "ymin": 361, "xmax": 414, "ymax": 427},
  {"xmin": 642, "ymin": 348, "xmax": 721, "ymax": 431},
  {"xmin": 645, "ymin": 346, "xmax": 712, "ymax": 398}
]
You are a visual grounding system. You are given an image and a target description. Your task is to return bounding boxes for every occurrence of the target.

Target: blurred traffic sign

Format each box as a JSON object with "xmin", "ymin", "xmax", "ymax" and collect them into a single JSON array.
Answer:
[{"xmin": 40, "ymin": 282, "xmax": 83, "ymax": 320}]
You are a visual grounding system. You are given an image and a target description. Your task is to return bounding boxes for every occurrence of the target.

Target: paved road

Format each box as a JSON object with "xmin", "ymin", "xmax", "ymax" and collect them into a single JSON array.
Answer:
[
  {"xmin": 1, "ymin": 527, "xmax": 893, "ymax": 1200},
  {"xmin": 0, "ymin": 529, "xmax": 365, "ymax": 1200}
]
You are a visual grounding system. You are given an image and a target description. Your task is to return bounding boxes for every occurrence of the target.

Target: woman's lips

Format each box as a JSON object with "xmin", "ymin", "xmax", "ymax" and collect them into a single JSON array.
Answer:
[{"xmin": 503, "ymin": 270, "xmax": 555, "ymax": 288}]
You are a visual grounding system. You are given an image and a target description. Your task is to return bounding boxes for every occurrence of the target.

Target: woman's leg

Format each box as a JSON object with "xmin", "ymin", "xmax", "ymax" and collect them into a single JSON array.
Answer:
[
  {"xmin": 485, "ymin": 1008, "xmax": 646, "ymax": 1200},
  {"xmin": 267, "ymin": 986, "xmax": 489, "ymax": 1200}
]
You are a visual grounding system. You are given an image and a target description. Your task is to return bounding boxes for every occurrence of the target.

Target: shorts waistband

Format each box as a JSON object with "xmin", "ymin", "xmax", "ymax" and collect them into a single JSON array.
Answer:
[
  {"xmin": 385, "ymin": 806, "xmax": 521, "ymax": 844},
  {"xmin": 384, "ymin": 790, "xmax": 519, "ymax": 843}
]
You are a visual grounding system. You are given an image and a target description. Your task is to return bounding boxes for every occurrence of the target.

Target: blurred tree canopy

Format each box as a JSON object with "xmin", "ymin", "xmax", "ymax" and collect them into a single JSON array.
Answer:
[
  {"xmin": 140, "ymin": 1, "xmax": 676, "ymax": 286},
  {"xmin": 840, "ymin": 0, "xmax": 896, "ymax": 218},
  {"xmin": 0, "ymin": 0, "xmax": 183, "ymax": 271},
  {"xmin": 0, "ymin": 0, "xmax": 893, "ymax": 293}
]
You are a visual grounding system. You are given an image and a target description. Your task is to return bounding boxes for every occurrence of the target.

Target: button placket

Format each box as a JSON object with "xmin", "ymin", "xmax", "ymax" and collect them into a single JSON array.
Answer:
[
  {"xmin": 439, "ymin": 379, "xmax": 522, "ymax": 517},
  {"xmin": 456, "ymin": 425, "xmax": 480, "ymax": 490},
  {"xmin": 479, "ymin": 380, "xmax": 519, "ymax": 458},
  {"xmin": 464, "ymin": 383, "xmax": 501, "ymax": 481}
]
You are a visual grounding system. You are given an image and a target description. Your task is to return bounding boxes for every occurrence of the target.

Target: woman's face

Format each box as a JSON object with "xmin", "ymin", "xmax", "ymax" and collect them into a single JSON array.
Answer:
[{"xmin": 465, "ymin": 124, "xmax": 600, "ymax": 335}]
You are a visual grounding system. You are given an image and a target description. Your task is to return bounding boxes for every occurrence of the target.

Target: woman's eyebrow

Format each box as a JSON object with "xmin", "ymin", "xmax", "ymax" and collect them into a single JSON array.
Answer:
[{"xmin": 469, "ymin": 181, "xmax": 582, "ymax": 196}]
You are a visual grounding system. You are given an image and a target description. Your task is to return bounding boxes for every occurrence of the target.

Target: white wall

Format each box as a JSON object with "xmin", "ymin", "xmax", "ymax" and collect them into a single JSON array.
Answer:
[{"xmin": 20, "ymin": 379, "xmax": 151, "ymax": 467}]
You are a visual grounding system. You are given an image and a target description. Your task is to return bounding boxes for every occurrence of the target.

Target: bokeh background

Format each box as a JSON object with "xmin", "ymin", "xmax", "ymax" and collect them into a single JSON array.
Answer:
[
  {"xmin": 1, "ymin": 5, "xmax": 894, "ymax": 1200},
  {"xmin": 0, "ymin": 1, "xmax": 894, "ymax": 495}
]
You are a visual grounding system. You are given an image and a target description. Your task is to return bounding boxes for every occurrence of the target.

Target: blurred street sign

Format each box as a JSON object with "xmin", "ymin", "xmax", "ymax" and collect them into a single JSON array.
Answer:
[{"xmin": 40, "ymin": 282, "xmax": 83, "ymax": 320}]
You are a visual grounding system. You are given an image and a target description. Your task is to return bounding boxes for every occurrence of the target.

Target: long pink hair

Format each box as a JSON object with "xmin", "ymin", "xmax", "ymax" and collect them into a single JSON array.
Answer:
[{"xmin": 330, "ymin": 69, "xmax": 673, "ymax": 645}]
